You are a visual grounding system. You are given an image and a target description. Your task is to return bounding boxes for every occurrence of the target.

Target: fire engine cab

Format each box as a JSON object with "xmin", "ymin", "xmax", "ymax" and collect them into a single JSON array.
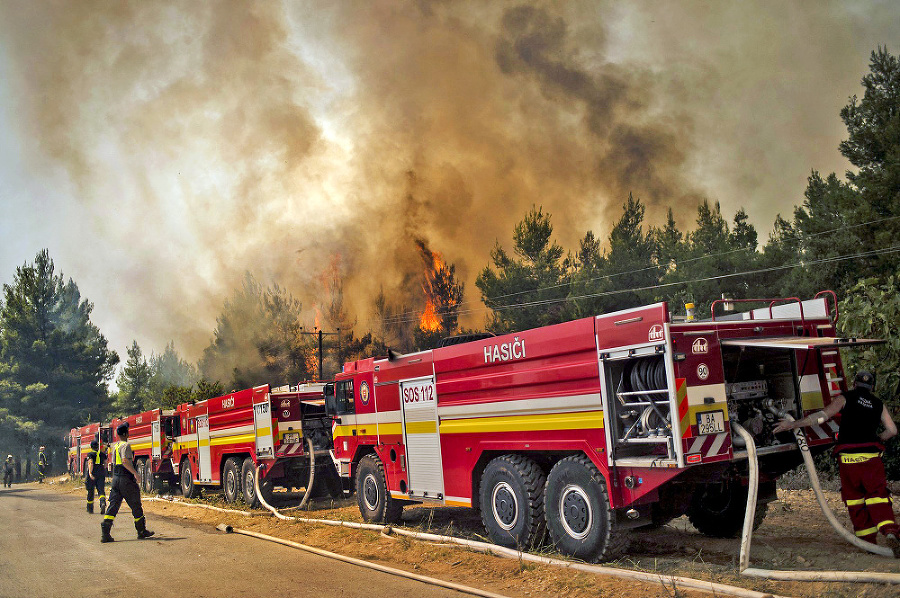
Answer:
[
  {"xmin": 171, "ymin": 383, "xmax": 338, "ymax": 505},
  {"xmin": 327, "ymin": 293, "xmax": 881, "ymax": 561}
]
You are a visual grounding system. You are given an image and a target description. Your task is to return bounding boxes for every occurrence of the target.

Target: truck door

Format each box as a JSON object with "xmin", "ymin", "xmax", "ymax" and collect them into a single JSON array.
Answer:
[
  {"xmin": 151, "ymin": 420, "xmax": 162, "ymax": 460},
  {"xmin": 196, "ymin": 415, "xmax": 212, "ymax": 482},
  {"xmin": 253, "ymin": 390, "xmax": 275, "ymax": 460},
  {"xmin": 400, "ymin": 376, "xmax": 444, "ymax": 499}
]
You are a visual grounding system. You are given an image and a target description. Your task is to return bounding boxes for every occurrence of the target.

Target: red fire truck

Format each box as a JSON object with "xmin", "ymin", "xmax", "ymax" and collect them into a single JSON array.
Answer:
[
  {"xmin": 67, "ymin": 422, "xmax": 111, "ymax": 476},
  {"xmin": 327, "ymin": 293, "xmax": 879, "ymax": 561},
  {"xmin": 109, "ymin": 408, "xmax": 179, "ymax": 493},
  {"xmin": 171, "ymin": 382, "xmax": 338, "ymax": 506}
]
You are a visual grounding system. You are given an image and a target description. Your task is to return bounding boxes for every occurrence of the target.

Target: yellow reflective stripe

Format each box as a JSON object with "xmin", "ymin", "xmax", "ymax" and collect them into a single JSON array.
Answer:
[
  {"xmin": 840, "ymin": 452, "xmax": 882, "ymax": 464},
  {"xmin": 877, "ymin": 520, "xmax": 896, "ymax": 529},
  {"xmin": 134, "ymin": 516, "xmax": 144, "ymax": 522},
  {"xmin": 209, "ymin": 433, "xmax": 255, "ymax": 447},
  {"xmin": 855, "ymin": 526, "xmax": 878, "ymax": 537},
  {"xmin": 198, "ymin": 439, "xmax": 210, "ymax": 448},
  {"xmin": 256, "ymin": 427, "xmax": 271, "ymax": 437},
  {"xmin": 867, "ymin": 497, "xmax": 891, "ymax": 505},
  {"xmin": 104, "ymin": 514, "xmax": 115, "ymax": 520},
  {"xmin": 405, "ymin": 421, "xmax": 437, "ymax": 435},
  {"xmin": 440, "ymin": 410, "xmax": 605, "ymax": 435},
  {"xmin": 130, "ymin": 442, "xmax": 152, "ymax": 451},
  {"xmin": 845, "ymin": 498, "xmax": 866, "ymax": 506}
]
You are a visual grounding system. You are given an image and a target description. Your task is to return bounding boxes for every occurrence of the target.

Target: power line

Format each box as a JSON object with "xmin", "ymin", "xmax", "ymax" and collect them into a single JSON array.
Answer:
[
  {"xmin": 369, "ymin": 243, "xmax": 900, "ymax": 327},
  {"xmin": 369, "ymin": 214, "xmax": 900, "ymax": 327}
]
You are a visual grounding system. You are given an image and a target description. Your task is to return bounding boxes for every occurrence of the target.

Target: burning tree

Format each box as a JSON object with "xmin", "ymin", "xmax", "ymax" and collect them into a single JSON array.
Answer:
[{"xmin": 414, "ymin": 239, "xmax": 464, "ymax": 350}]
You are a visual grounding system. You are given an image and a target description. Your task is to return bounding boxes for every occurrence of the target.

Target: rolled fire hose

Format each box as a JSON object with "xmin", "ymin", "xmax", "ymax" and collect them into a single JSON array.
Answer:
[
  {"xmin": 734, "ymin": 420, "xmax": 900, "ymax": 583},
  {"xmin": 252, "ymin": 457, "xmax": 781, "ymax": 598}
]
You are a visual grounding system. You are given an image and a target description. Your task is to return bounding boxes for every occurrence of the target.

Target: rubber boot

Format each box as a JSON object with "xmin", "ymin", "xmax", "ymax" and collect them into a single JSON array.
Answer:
[
  {"xmin": 136, "ymin": 517, "xmax": 155, "ymax": 539},
  {"xmin": 99, "ymin": 496, "xmax": 106, "ymax": 515},
  {"xmin": 886, "ymin": 533, "xmax": 900, "ymax": 559},
  {"xmin": 101, "ymin": 520, "xmax": 115, "ymax": 543},
  {"xmin": 87, "ymin": 502, "xmax": 94, "ymax": 514}
]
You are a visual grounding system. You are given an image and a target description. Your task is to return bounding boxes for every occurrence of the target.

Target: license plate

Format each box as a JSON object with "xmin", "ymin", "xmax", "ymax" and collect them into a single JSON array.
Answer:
[
  {"xmin": 282, "ymin": 432, "xmax": 300, "ymax": 444},
  {"xmin": 696, "ymin": 411, "xmax": 725, "ymax": 435}
]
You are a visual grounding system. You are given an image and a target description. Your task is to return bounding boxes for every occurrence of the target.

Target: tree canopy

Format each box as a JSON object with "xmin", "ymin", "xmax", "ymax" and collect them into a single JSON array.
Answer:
[{"xmin": 0, "ymin": 250, "xmax": 118, "ymax": 451}]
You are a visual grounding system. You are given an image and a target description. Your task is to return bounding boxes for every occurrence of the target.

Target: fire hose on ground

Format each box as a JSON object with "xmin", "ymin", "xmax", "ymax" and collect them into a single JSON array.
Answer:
[
  {"xmin": 734, "ymin": 418, "xmax": 900, "ymax": 584},
  {"xmin": 252, "ymin": 450, "xmax": 781, "ymax": 598}
]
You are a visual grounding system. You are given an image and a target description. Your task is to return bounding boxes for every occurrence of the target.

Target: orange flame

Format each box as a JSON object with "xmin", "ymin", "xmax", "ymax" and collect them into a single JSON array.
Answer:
[{"xmin": 419, "ymin": 241, "xmax": 444, "ymax": 332}]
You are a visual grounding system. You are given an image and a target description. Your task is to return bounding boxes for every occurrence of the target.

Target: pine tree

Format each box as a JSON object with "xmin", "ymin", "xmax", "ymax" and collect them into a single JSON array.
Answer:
[
  {"xmin": 0, "ymin": 250, "xmax": 118, "ymax": 437},
  {"xmin": 476, "ymin": 206, "xmax": 569, "ymax": 333},
  {"xmin": 115, "ymin": 341, "xmax": 152, "ymax": 414}
]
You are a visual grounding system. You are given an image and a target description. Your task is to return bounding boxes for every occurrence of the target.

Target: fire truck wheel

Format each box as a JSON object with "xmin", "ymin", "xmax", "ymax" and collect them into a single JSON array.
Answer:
[
  {"xmin": 687, "ymin": 480, "xmax": 767, "ymax": 538},
  {"xmin": 241, "ymin": 457, "xmax": 274, "ymax": 507},
  {"xmin": 223, "ymin": 458, "xmax": 242, "ymax": 503},
  {"xmin": 479, "ymin": 455, "xmax": 546, "ymax": 550},
  {"xmin": 181, "ymin": 459, "xmax": 201, "ymax": 499},
  {"xmin": 356, "ymin": 454, "xmax": 402, "ymax": 524},
  {"xmin": 141, "ymin": 460, "xmax": 153, "ymax": 494},
  {"xmin": 136, "ymin": 460, "xmax": 147, "ymax": 494},
  {"xmin": 544, "ymin": 455, "xmax": 629, "ymax": 562}
]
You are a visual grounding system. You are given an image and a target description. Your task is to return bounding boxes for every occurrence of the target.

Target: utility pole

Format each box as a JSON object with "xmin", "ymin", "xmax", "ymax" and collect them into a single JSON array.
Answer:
[{"xmin": 299, "ymin": 328, "xmax": 340, "ymax": 380}]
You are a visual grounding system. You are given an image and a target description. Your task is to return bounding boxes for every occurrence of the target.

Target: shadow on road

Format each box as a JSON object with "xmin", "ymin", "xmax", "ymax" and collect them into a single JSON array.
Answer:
[
  {"xmin": 104, "ymin": 536, "xmax": 187, "ymax": 543},
  {"xmin": 0, "ymin": 487, "xmax": 74, "ymax": 502}
]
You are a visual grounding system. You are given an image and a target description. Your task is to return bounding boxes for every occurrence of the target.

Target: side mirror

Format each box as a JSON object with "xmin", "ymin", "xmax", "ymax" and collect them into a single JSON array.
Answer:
[{"xmin": 325, "ymin": 395, "xmax": 337, "ymax": 416}]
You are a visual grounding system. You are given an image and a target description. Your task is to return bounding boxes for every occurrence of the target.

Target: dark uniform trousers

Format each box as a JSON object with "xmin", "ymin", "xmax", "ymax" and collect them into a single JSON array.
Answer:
[
  {"xmin": 86, "ymin": 473, "xmax": 106, "ymax": 512},
  {"xmin": 103, "ymin": 473, "xmax": 147, "ymax": 533}
]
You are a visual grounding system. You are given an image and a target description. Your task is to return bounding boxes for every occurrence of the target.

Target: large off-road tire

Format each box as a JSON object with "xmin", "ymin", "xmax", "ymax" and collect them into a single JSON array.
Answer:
[
  {"xmin": 141, "ymin": 460, "xmax": 155, "ymax": 494},
  {"xmin": 479, "ymin": 454, "xmax": 546, "ymax": 550},
  {"xmin": 180, "ymin": 459, "xmax": 201, "ymax": 499},
  {"xmin": 241, "ymin": 457, "xmax": 273, "ymax": 508},
  {"xmin": 356, "ymin": 454, "xmax": 403, "ymax": 524},
  {"xmin": 687, "ymin": 480, "xmax": 768, "ymax": 538},
  {"xmin": 223, "ymin": 457, "xmax": 242, "ymax": 504},
  {"xmin": 136, "ymin": 460, "xmax": 147, "ymax": 494},
  {"xmin": 545, "ymin": 455, "xmax": 630, "ymax": 562}
]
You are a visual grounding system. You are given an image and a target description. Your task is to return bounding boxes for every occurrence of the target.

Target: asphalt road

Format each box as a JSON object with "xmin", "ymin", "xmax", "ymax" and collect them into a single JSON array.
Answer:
[{"xmin": 0, "ymin": 484, "xmax": 470, "ymax": 598}]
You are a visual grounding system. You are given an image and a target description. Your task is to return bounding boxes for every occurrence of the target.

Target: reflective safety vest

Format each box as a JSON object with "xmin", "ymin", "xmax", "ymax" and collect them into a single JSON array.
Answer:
[{"xmin": 112, "ymin": 442, "xmax": 133, "ymax": 479}]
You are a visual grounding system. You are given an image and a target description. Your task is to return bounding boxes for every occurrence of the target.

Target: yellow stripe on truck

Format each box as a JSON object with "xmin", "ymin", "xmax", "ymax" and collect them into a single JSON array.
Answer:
[
  {"xmin": 440, "ymin": 410, "xmax": 604, "ymax": 435},
  {"xmin": 405, "ymin": 421, "xmax": 437, "ymax": 435},
  {"xmin": 210, "ymin": 433, "xmax": 256, "ymax": 447}
]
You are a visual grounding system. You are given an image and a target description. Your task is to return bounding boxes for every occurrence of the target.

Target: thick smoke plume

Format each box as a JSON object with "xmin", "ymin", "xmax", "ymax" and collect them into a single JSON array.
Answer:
[{"xmin": 0, "ymin": 1, "xmax": 894, "ymax": 361}]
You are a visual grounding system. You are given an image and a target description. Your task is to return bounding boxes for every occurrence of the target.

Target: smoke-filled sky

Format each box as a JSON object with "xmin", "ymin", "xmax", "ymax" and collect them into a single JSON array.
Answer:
[{"xmin": 0, "ymin": 1, "xmax": 897, "ymax": 365}]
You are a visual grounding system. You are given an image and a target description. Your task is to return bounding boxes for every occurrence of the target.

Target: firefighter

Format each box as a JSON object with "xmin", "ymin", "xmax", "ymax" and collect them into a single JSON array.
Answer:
[
  {"xmin": 3, "ymin": 455, "xmax": 13, "ymax": 488},
  {"xmin": 37, "ymin": 446, "xmax": 47, "ymax": 483},
  {"xmin": 85, "ymin": 440, "xmax": 107, "ymax": 514},
  {"xmin": 101, "ymin": 422, "xmax": 154, "ymax": 543},
  {"xmin": 774, "ymin": 370, "xmax": 900, "ymax": 557}
]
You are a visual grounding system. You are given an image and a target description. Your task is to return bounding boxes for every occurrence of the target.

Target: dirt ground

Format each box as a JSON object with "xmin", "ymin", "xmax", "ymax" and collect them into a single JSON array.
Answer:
[{"xmin": 52, "ymin": 478, "xmax": 900, "ymax": 598}]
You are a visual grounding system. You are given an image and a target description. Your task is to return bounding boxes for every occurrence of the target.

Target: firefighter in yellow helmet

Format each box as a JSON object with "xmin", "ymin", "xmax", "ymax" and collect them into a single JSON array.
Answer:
[{"xmin": 101, "ymin": 422, "xmax": 154, "ymax": 543}]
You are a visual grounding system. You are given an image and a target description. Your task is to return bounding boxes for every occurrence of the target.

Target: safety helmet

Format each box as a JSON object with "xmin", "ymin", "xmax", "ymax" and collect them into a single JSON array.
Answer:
[
  {"xmin": 855, "ymin": 370, "xmax": 876, "ymax": 391},
  {"xmin": 90, "ymin": 440, "xmax": 99, "ymax": 451},
  {"xmin": 116, "ymin": 421, "xmax": 130, "ymax": 436},
  {"xmin": 6, "ymin": 455, "xmax": 11, "ymax": 460}
]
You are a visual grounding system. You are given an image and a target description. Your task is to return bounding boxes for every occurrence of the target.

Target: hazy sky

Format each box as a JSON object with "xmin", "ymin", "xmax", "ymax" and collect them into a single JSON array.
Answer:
[{"xmin": 0, "ymin": 1, "xmax": 897, "ymax": 366}]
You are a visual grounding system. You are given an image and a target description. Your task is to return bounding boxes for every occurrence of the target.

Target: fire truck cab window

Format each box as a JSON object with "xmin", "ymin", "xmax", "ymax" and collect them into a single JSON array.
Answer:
[{"xmin": 335, "ymin": 380, "xmax": 355, "ymax": 414}]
